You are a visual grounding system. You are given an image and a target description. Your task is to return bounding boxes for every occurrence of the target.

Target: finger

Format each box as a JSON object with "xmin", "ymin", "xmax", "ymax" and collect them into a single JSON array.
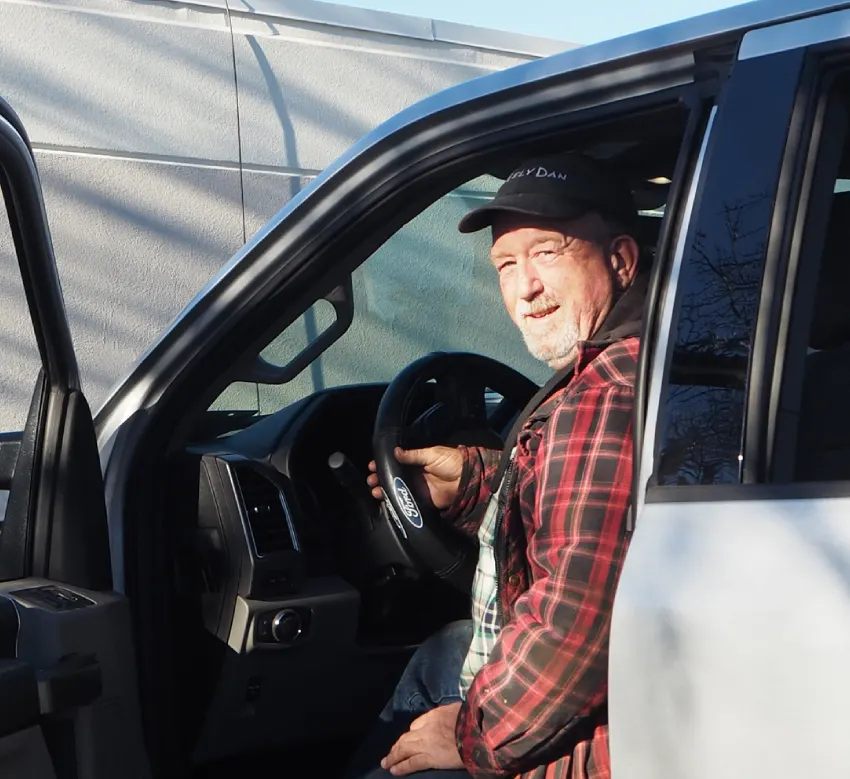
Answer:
[
  {"xmin": 367, "ymin": 460, "xmax": 377, "ymax": 473},
  {"xmin": 408, "ymin": 710, "xmax": 433, "ymax": 731},
  {"xmin": 389, "ymin": 754, "xmax": 433, "ymax": 776},
  {"xmin": 366, "ymin": 473, "xmax": 380, "ymax": 487},
  {"xmin": 382, "ymin": 732, "xmax": 419, "ymax": 769},
  {"xmin": 394, "ymin": 447, "xmax": 431, "ymax": 466},
  {"xmin": 371, "ymin": 487, "xmax": 384, "ymax": 500}
]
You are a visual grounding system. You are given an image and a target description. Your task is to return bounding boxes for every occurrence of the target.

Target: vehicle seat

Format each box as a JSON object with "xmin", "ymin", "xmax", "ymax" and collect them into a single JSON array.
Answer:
[{"xmin": 794, "ymin": 192, "xmax": 850, "ymax": 482}]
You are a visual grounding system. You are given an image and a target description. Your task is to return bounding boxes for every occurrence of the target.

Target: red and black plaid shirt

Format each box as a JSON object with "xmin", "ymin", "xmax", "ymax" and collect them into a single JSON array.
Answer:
[{"xmin": 446, "ymin": 336, "xmax": 640, "ymax": 779}]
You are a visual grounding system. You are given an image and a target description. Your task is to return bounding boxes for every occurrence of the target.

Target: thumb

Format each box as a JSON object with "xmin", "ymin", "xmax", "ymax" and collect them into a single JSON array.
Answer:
[
  {"xmin": 394, "ymin": 447, "xmax": 432, "ymax": 466},
  {"xmin": 408, "ymin": 711, "xmax": 432, "ymax": 731}
]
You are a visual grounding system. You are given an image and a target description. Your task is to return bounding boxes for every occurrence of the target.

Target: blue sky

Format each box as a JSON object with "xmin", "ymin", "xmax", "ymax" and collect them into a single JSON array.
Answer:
[{"xmin": 320, "ymin": 0, "xmax": 753, "ymax": 44}]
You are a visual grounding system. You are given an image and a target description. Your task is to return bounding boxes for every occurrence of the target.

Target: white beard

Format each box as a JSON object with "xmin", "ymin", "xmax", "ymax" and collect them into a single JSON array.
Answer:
[{"xmin": 516, "ymin": 297, "xmax": 580, "ymax": 368}]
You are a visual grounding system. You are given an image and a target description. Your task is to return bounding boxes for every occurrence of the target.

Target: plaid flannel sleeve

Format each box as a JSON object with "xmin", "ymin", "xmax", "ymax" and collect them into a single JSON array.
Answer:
[
  {"xmin": 441, "ymin": 445, "xmax": 503, "ymax": 537},
  {"xmin": 456, "ymin": 385, "xmax": 635, "ymax": 778}
]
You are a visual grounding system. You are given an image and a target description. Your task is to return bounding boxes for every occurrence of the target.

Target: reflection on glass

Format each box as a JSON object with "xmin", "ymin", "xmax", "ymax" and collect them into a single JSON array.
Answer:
[
  {"xmin": 658, "ymin": 192, "xmax": 771, "ymax": 486},
  {"xmin": 657, "ymin": 384, "xmax": 745, "ymax": 485},
  {"xmin": 675, "ymin": 193, "xmax": 768, "ymax": 358}
]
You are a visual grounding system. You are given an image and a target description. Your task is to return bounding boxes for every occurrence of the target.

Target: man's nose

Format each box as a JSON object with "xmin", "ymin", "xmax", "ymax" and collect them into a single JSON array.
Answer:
[{"xmin": 516, "ymin": 258, "xmax": 544, "ymax": 301}]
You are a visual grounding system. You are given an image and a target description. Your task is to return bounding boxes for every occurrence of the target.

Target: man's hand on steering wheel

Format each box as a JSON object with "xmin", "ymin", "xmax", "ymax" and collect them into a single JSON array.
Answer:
[
  {"xmin": 372, "ymin": 352, "xmax": 536, "ymax": 590},
  {"xmin": 367, "ymin": 446, "xmax": 463, "ymax": 510}
]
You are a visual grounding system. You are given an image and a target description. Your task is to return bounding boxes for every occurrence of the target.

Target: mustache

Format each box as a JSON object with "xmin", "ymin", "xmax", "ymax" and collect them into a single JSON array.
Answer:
[{"xmin": 516, "ymin": 296, "xmax": 560, "ymax": 319}]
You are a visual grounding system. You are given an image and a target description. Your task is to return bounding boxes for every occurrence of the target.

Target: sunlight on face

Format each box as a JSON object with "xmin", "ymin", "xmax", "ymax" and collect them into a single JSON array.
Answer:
[{"xmin": 489, "ymin": 214, "xmax": 618, "ymax": 369}]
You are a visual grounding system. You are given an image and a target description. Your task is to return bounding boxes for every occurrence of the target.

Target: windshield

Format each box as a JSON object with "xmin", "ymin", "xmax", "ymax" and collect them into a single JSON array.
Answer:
[{"xmin": 211, "ymin": 175, "xmax": 553, "ymax": 417}]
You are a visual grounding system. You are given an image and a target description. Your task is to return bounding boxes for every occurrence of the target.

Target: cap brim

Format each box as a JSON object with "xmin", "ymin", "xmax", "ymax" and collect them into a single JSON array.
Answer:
[{"xmin": 457, "ymin": 193, "xmax": 588, "ymax": 234}]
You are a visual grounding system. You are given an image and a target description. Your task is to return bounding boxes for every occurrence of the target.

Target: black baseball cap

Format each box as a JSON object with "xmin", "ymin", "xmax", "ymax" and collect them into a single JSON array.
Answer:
[{"xmin": 458, "ymin": 153, "xmax": 638, "ymax": 234}]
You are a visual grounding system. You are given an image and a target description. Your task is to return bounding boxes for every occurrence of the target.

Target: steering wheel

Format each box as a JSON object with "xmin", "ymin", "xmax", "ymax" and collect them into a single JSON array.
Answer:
[{"xmin": 373, "ymin": 352, "xmax": 537, "ymax": 591}]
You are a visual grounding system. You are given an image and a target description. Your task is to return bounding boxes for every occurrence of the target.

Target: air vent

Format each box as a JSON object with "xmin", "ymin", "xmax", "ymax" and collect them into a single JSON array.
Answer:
[{"xmin": 231, "ymin": 464, "xmax": 296, "ymax": 556}]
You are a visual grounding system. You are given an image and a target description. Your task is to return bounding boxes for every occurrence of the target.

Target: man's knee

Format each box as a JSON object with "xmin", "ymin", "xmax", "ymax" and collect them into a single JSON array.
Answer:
[
  {"xmin": 408, "ymin": 619, "xmax": 472, "ymax": 679},
  {"xmin": 423, "ymin": 619, "xmax": 473, "ymax": 663},
  {"xmin": 385, "ymin": 619, "xmax": 472, "ymax": 717}
]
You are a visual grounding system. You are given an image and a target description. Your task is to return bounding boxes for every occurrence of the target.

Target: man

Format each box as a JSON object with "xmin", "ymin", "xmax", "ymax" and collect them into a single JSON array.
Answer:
[{"xmin": 356, "ymin": 152, "xmax": 646, "ymax": 779}]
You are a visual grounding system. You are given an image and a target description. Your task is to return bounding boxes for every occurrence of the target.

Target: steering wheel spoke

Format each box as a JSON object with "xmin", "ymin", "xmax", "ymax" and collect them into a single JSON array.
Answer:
[
  {"xmin": 405, "ymin": 402, "xmax": 457, "ymax": 449},
  {"xmin": 436, "ymin": 373, "xmax": 489, "ymax": 429}
]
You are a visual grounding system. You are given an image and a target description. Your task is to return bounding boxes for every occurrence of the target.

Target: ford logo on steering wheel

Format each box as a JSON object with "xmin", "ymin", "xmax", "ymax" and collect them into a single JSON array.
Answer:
[{"xmin": 392, "ymin": 477, "xmax": 423, "ymax": 529}]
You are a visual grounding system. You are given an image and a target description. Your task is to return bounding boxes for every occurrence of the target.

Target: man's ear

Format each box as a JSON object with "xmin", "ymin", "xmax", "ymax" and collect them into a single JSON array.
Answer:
[{"xmin": 608, "ymin": 234, "xmax": 640, "ymax": 288}]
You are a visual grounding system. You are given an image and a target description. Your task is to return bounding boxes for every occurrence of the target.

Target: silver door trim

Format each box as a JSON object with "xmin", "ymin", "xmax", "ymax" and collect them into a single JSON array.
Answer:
[
  {"xmin": 739, "ymin": 6, "xmax": 850, "ymax": 59},
  {"xmin": 636, "ymin": 106, "xmax": 718, "ymax": 516}
]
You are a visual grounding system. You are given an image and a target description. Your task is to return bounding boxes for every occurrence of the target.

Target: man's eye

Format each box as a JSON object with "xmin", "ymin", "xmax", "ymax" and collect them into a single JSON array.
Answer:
[
  {"xmin": 497, "ymin": 261, "xmax": 516, "ymax": 273},
  {"xmin": 533, "ymin": 250, "xmax": 557, "ymax": 260}
]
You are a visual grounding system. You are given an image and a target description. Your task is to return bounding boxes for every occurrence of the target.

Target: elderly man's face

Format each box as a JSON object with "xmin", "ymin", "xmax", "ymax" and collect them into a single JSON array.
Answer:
[{"xmin": 490, "ymin": 212, "xmax": 638, "ymax": 370}]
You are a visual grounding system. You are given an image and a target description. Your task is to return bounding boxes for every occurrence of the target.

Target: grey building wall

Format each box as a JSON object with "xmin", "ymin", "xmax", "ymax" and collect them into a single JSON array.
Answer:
[{"xmin": 0, "ymin": 0, "xmax": 571, "ymax": 435}]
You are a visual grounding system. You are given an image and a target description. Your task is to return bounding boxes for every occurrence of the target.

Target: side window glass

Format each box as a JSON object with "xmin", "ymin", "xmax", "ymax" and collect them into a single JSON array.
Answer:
[
  {"xmin": 211, "ymin": 175, "xmax": 553, "ymax": 417},
  {"xmin": 656, "ymin": 198, "xmax": 763, "ymax": 485},
  {"xmin": 655, "ymin": 55, "xmax": 801, "ymax": 486},
  {"xmin": 254, "ymin": 175, "xmax": 554, "ymax": 414}
]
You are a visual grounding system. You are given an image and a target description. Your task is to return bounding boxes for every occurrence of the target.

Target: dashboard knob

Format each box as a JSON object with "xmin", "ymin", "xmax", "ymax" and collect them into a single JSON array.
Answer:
[{"xmin": 271, "ymin": 609, "xmax": 302, "ymax": 645}]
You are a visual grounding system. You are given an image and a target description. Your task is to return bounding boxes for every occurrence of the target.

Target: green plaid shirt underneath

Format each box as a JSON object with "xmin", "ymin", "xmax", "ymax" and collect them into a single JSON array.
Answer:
[{"xmin": 458, "ymin": 453, "xmax": 513, "ymax": 698}]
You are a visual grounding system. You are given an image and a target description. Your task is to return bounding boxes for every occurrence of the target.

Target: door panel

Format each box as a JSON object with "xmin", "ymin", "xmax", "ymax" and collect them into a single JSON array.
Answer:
[
  {"xmin": 0, "ymin": 592, "xmax": 52, "ymax": 779},
  {"xmin": 0, "ymin": 593, "xmax": 50, "ymax": 778},
  {"xmin": 614, "ymin": 494, "xmax": 850, "ymax": 778},
  {"xmin": 2, "ymin": 581, "xmax": 148, "ymax": 779},
  {"xmin": 0, "ymin": 597, "xmax": 39, "ymax": 739}
]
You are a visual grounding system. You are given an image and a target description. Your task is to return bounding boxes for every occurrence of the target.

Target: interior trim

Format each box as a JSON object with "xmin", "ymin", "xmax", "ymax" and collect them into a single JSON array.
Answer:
[{"xmin": 224, "ymin": 459, "xmax": 301, "ymax": 556}]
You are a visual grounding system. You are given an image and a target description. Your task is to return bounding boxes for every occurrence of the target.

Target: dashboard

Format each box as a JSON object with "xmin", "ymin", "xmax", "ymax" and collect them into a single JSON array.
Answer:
[{"xmin": 167, "ymin": 383, "xmax": 471, "ymax": 765}]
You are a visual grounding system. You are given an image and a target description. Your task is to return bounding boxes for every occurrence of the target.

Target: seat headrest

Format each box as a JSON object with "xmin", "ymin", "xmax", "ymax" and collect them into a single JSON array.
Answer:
[{"xmin": 811, "ymin": 191, "xmax": 850, "ymax": 350}]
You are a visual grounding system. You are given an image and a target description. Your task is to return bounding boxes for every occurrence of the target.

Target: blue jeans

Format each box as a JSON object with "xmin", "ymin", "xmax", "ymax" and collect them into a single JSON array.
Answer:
[{"xmin": 345, "ymin": 620, "xmax": 473, "ymax": 779}]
